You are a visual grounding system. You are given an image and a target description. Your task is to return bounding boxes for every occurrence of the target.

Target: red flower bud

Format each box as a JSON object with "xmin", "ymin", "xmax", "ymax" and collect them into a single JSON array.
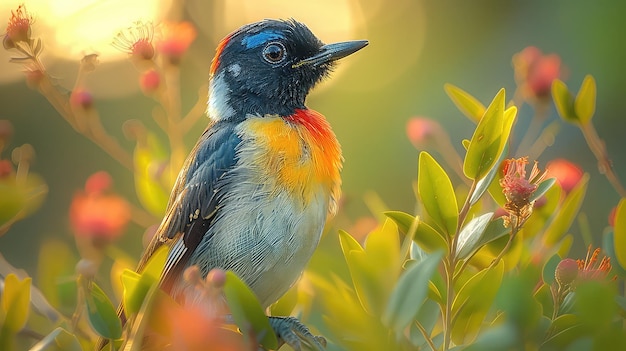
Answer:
[
  {"xmin": 546, "ymin": 159, "xmax": 583, "ymax": 193},
  {"xmin": 555, "ymin": 258, "xmax": 578, "ymax": 287}
]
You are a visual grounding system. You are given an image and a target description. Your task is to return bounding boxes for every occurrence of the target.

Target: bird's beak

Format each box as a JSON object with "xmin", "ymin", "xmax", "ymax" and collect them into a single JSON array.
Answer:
[{"xmin": 293, "ymin": 40, "xmax": 369, "ymax": 68}]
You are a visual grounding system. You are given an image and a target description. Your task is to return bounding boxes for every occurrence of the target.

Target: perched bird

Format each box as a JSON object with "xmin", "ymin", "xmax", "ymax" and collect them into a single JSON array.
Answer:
[{"xmin": 123, "ymin": 19, "xmax": 366, "ymax": 350}]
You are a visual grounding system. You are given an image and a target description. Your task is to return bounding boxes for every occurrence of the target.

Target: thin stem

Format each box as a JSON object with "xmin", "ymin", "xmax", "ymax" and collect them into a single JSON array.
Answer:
[
  {"xmin": 414, "ymin": 321, "xmax": 437, "ymax": 351},
  {"xmin": 443, "ymin": 180, "xmax": 477, "ymax": 351},
  {"xmin": 489, "ymin": 216, "xmax": 520, "ymax": 269},
  {"xmin": 32, "ymin": 58, "xmax": 134, "ymax": 170},
  {"xmin": 579, "ymin": 122, "xmax": 626, "ymax": 197}
]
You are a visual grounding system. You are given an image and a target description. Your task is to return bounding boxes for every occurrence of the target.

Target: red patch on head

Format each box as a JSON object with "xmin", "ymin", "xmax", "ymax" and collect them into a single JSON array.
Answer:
[{"xmin": 210, "ymin": 34, "xmax": 232, "ymax": 76}]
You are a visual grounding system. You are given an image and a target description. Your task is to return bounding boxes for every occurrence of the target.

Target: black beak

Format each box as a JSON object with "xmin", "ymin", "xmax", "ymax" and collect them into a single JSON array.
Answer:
[{"xmin": 294, "ymin": 40, "xmax": 369, "ymax": 68}]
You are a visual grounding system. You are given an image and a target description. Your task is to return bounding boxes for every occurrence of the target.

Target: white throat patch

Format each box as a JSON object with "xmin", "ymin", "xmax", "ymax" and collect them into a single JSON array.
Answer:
[{"xmin": 207, "ymin": 72, "xmax": 235, "ymax": 121}]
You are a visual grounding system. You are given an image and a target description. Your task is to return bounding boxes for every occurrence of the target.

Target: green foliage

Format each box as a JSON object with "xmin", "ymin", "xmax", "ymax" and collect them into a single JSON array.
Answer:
[
  {"xmin": 574, "ymin": 75, "xmax": 597, "ymax": 125},
  {"xmin": 133, "ymin": 133, "xmax": 171, "ymax": 217},
  {"xmin": 84, "ymin": 281, "xmax": 123, "ymax": 340},
  {"xmin": 553, "ymin": 75, "xmax": 597, "ymax": 125},
  {"xmin": 385, "ymin": 211, "xmax": 448, "ymax": 252},
  {"xmin": 463, "ymin": 89, "xmax": 516, "ymax": 180},
  {"xmin": 0, "ymin": 274, "xmax": 31, "ymax": 349},
  {"xmin": 543, "ymin": 174, "xmax": 589, "ymax": 246},
  {"xmin": 121, "ymin": 245, "xmax": 168, "ymax": 316},
  {"xmin": 383, "ymin": 250, "xmax": 443, "ymax": 331},
  {"xmin": 418, "ymin": 152, "xmax": 459, "ymax": 236},
  {"xmin": 444, "ymin": 84, "xmax": 486, "ymax": 123},
  {"xmin": 224, "ymin": 271, "xmax": 278, "ymax": 350}
]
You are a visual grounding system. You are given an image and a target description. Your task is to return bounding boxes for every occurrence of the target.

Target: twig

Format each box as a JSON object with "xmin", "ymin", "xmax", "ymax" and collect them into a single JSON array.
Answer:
[
  {"xmin": 414, "ymin": 321, "xmax": 437, "ymax": 351},
  {"xmin": 579, "ymin": 122, "xmax": 626, "ymax": 197}
]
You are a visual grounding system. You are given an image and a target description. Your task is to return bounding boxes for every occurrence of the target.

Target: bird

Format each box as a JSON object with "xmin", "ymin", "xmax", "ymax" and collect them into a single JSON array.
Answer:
[{"xmin": 115, "ymin": 19, "xmax": 367, "ymax": 350}]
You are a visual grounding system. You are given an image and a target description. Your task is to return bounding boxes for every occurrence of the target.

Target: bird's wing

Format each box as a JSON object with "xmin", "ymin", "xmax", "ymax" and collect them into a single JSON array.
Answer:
[{"xmin": 136, "ymin": 122, "xmax": 241, "ymax": 292}]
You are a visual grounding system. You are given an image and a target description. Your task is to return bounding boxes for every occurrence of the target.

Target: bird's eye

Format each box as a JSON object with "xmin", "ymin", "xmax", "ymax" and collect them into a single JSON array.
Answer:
[{"xmin": 262, "ymin": 42, "xmax": 286, "ymax": 64}]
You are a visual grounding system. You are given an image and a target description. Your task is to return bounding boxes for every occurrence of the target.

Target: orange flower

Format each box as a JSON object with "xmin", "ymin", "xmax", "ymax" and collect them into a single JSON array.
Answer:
[
  {"xmin": 577, "ymin": 245, "xmax": 613, "ymax": 281},
  {"xmin": 112, "ymin": 21, "xmax": 155, "ymax": 61},
  {"xmin": 499, "ymin": 157, "xmax": 547, "ymax": 224},
  {"xmin": 3, "ymin": 4, "xmax": 33, "ymax": 50},
  {"xmin": 69, "ymin": 172, "xmax": 130, "ymax": 246},
  {"xmin": 513, "ymin": 46, "xmax": 562, "ymax": 100},
  {"xmin": 546, "ymin": 158, "xmax": 583, "ymax": 193},
  {"xmin": 156, "ymin": 21, "xmax": 197, "ymax": 64}
]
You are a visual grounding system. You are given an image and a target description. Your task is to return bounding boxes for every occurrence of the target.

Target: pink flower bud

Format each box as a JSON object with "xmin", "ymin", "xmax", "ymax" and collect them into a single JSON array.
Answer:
[
  {"xmin": 140, "ymin": 69, "xmax": 160, "ymax": 94},
  {"xmin": 546, "ymin": 159, "xmax": 583, "ymax": 193},
  {"xmin": 84, "ymin": 171, "xmax": 112, "ymax": 195},
  {"xmin": 156, "ymin": 21, "xmax": 197, "ymax": 65},
  {"xmin": 0, "ymin": 159, "xmax": 14, "ymax": 178},
  {"xmin": 70, "ymin": 89, "xmax": 94, "ymax": 109},
  {"xmin": 406, "ymin": 117, "xmax": 442, "ymax": 148},
  {"xmin": 0, "ymin": 120, "xmax": 14, "ymax": 141},
  {"xmin": 513, "ymin": 46, "xmax": 563, "ymax": 100}
]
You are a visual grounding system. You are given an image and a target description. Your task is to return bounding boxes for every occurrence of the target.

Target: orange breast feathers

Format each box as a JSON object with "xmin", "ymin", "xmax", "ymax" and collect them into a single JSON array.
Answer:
[{"xmin": 241, "ymin": 109, "xmax": 342, "ymax": 214}]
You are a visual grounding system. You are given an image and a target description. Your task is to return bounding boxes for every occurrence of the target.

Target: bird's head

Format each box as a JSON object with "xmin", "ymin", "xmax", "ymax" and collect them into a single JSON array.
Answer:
[{"xmin": 207, "ymin": 19, "xmax": 368, "ymax": 121}]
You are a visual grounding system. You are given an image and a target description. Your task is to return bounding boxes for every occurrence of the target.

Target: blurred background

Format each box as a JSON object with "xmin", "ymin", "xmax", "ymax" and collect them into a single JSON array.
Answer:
[{"xmin": 1, "ymin": 0, "xmax": 626, "ymax": 275}]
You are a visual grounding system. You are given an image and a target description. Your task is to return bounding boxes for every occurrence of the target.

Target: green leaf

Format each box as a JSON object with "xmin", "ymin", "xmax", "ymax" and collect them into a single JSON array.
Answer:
[
  {"xmin": 542, "ymin": 254, "xmax": 561, "ymax": 286},
  {"xmin": 444, "ymin": 84, "xmax": 486, "ymax": 123},
  {"xmin": 542, "ymin": 314, "xmax": 584, "ymax": 349},
  {"xmin": 418, "ymin": 152, "xmax": 459, "ymax": 236},
  {"xmin": 339, "ymin": 222, "xmax": 401, "ymax": 315},
  {"xmin": 1, "ymin": 273, "xmax": 31, "ymax": 332},
  {"xmin": 534, "ymin": 284, "xmax": 554, "ymax": 319},
  {"xmin": 463, "ymin": 217, "xmax": 509, "ymax": 260},
  {"xmin": 133, "ymin": 133, "xmax": 170, "ymax": 217},
  {"xmin": 122, "ymin": 245, "xmax": 168, "ymax": 316},
  {"xmin": 456, "ymin": 212, "xmax": 494, "ymax": 259},
  {"xmin": 85, "ymin": 282, "xmax": 123, "ymax": 340},
  {"xmin": 552, "ymin": 79, "xmax": 577, "ymax": 123},
  {"xmin": 574, "ymin": 282, "xmax": 615, "ymax": 331},
  {"xmin": 29, "ymin": 327, "xmax": 81, "ymax": 351},
  {"xmin": 451, "ymin": 261, "xmax": 504, "ymax": 345},
  {"xmin": 574, "ymin": 75, "xmax": 596, "ymax": 125},
  {"xmin": 384, "ymin": 211, "xmax": 448, "ymax": 252},
  {"xmin": 613, "ymin": 198, "xmax": 626, "ymax": 269},
  {"xmin": 408, "ymin": 299, "xmax": 440, "ymax": 348},
  {"xmin": 543, "ymin": 174, "xmax": 589, "ymax": 246},
  {"xmin": 470, "ymin": 144, "xmax": 509, "ymax": 206},
  {"xmin": 223, "ymin": 271, "xmax": 277, "ymax": 350},
  {"xmin": 339, "ymin": 230, "xmax": 378, "ymax": 313},
  {"xmin": 382, "ymin": 251, "xmax": 444, "ymax": 331},
  {"xmin": 464, "ymin": 89, "xmax": 516, "ymax": 180},
  {"xmin": 530, "ymin": 178, "xmax": 556, "ymax": 203},
  {"xmin": 124, "ymin": 283, "xmax": 161, "ymax": 351}
]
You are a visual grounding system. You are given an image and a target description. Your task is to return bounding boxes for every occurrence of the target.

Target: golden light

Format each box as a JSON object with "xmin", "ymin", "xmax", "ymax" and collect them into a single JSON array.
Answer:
[{"xmin": 0, "ymin": 0, "xmax": 173, "ymax": 87}]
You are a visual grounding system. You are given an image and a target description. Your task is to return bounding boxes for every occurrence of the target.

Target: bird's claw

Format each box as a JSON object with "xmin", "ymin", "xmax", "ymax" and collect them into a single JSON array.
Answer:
[{"xmin": 268, "ymin": 316, "xmax": 326, "ymax": 351}]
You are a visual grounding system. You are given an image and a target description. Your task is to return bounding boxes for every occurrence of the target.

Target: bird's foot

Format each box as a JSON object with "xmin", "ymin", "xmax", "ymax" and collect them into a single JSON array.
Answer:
[{"xmin": 268, "ymin": 316, "xmax": 326, "ymax": 351}]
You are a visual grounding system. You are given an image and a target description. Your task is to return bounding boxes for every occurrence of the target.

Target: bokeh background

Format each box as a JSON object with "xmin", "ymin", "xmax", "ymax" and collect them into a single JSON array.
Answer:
[{"xmin": 1, "ymin": 0, "xmax": 626, "ymax": 274}]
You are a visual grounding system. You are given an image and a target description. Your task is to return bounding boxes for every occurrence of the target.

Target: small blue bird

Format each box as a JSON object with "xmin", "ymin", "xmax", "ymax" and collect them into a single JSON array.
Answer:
[{"xmin": 132, "ymin": 19, "xmax": 366, "ymax": 350}]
